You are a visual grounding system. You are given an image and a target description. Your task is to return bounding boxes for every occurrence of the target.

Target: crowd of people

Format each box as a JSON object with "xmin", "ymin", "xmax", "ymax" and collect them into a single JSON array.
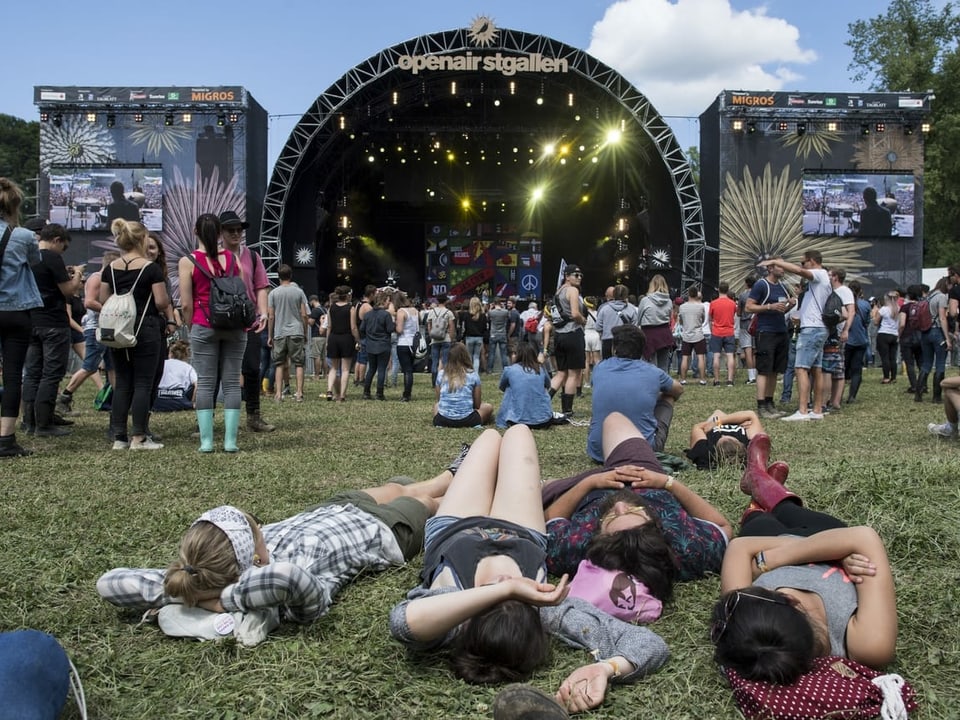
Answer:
[{"xmin": 0, "ymin": 173, "xmax": 935, "ymax": 717}]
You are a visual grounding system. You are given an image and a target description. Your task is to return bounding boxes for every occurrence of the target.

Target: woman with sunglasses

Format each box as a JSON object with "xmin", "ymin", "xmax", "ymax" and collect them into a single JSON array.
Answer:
[{"xmin": 711, "ymin": 433, "xmax": 897, "ymax": 684}]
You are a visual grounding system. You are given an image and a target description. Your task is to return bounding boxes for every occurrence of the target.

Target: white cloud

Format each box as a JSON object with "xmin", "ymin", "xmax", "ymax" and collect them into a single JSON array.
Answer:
[{"xmin": 586, "ymin": 0, "xmax": 816, "ymax": 119}]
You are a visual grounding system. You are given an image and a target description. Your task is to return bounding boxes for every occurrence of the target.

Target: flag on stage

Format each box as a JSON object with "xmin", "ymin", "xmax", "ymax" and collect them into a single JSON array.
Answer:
[{"xmin": 556, "ymin": 258, "xmax": 567, "ymax": 291}]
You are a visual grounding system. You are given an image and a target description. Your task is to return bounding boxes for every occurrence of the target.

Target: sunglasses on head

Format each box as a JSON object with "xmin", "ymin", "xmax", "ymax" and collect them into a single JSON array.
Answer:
[{"xmin": 710, "ymin": 590, "xmax": 790, "ymax": 643}]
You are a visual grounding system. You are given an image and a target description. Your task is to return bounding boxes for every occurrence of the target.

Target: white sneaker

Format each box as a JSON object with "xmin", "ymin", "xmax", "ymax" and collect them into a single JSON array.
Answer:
[
  {"xmin": 130, "ymin": 438, "xmax": 164, "ymax": 450},
  {"xmin": 112, "ymin": 440, "xmax": 130, "ymax": 450},
  {"xmin": 781, "ymin": 410, "xmax": 811, "ymax": 422},
  {"xmin": 807, "ymin": 411, "xmax": 824, "ymax": 420},
  {"xmin": 928, "ymin": 422, "xmax": 957, "ymax": 438}
]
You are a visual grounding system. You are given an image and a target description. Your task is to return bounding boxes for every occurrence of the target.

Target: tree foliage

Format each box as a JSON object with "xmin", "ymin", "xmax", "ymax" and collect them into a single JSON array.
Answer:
[
  {"xmin": 685, "ymin": 146, "xmax": 700, "ymax": 189},
  {"xmin": 0, "ymin": 113, "xmax": 40, "ymax": 215},
  {"xmin": 847, "ymin": 0, "xmax": 960, "ymax": 266}
]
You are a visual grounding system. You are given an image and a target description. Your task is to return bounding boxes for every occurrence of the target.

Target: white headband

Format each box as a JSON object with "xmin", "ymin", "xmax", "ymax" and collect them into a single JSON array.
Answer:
[{"xmin": 193, "ymin": 505, "xmax": 255, "ymax": 572}]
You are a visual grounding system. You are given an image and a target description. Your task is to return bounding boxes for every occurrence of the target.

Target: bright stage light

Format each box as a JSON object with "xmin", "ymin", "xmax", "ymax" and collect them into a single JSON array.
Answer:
[
  {"xmin": 536, "ymin": 97, "xmax": 543, "ymax": 105},
  {"xmin": 921, "ymin": 122, "xmax": 931, "ymax": 133},
  {"xmin": 85, "ymin": 112, "xmax": 96, "ymax": 123},
  {"xmin": 606, "ymin": 128, "xmax": 622, "ymax": 144},
  {"xmin": 568, "ymin": 93, "xmax": 574, "ymax": 107},
  {"xmin": 531, "ymin": 187, "xmax": 545, "ymax": 203},
  {"xmin": 182, "ymin": 113, "xmax": 192, "ymax": 123},
  {"xmin": 446, "ymin": 151, "xmax": 456, "ymax": 162},
  {"xmin": 134, "ymin": 112, "xmax": 144, "ymax": 124},
  {"xmin": 228, "ymin": 113, "xmax": 239, "ymax": 124},
  {"xmin": 493, "ymin": 98, "xmax": 501, "ymax": 107},
  {"xmin": 461, "ymin": 199, "xmax": 470, "ymax": 210},
  {"xmin": 39, "ymin": 111, "xmax": 49, "ymax": 122},
  {"xmin": 543, "ymin": 143, "xmax": 556, "ymax": 156},
  {"xmin": 827, "ymin": 121, "xmax": 838, "ymax": 132},
  {"xmin": 581, "ymin": 194, "xmax": 590, "ymax": 204},
  {"xmin": 732, "ymin": 119, "xmax": 743, "ymax": 131},
  {"xmin": 164, "ymin": 113, "xmax": 174, "ymax": 126}
]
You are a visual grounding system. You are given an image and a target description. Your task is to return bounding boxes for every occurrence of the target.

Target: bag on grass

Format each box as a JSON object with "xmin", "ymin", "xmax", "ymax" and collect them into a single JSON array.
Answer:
[
  {"xmin": 188, "ymin": 252, "xmax": 256, "ymax": 330},
  {"xmin": 725, "ymin": 656, "xmax": 918, "ymax": 720},
  {"xmin": 96, "ymin": 264, "xmax": 149, "ymax": 349}
]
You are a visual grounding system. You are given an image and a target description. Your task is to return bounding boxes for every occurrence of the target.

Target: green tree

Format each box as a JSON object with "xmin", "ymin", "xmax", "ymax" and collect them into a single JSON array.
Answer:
[
  {"xmin": 847, "ymin": 0, "xmax": 960, "ymax": 266},
  {"xmin": 0, "ymin": 113, "xmax": 40, "ymax": 215},
  {"xmin": 685, "ymin": 146, "xmax": 700, "ymax": 189}
]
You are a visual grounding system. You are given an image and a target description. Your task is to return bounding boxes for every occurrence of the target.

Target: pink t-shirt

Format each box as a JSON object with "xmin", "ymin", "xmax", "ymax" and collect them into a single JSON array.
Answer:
[
  {"xmin": 233, "ymin": 245, "xmax": 268, "ymax": 304},
  {"xmin": 190, "ymin": 250, "xmax": 239, "ymax": 329}
]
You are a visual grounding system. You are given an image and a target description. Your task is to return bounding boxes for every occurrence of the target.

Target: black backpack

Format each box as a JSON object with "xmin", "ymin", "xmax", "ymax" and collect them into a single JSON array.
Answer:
[
  {"xmin": 821, "ymin": 291, "xmax": 844, "ymax": 327},
  {"xmin": 188, "ymin": 252, "xmax": 256, "ymax": 330}
]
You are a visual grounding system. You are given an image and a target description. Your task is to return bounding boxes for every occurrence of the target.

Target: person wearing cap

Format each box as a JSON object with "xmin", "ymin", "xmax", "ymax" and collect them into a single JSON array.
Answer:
[
  {"xmin": 552, "ymin": 264, "xmax": 588, "ymax": 417},
  {"xmin": 217, "ymin": 210, "xmax": 275, "ymax": 433},
  {"xmin": 96, "ymin": 467, "xmax": 458, "ymax": 637}
]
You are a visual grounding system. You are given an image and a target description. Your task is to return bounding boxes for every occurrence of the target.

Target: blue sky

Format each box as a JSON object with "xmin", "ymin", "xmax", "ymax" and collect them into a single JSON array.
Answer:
[{"xmin": 7, "ymin": 0, "xmax": 894, "ymax": 166}]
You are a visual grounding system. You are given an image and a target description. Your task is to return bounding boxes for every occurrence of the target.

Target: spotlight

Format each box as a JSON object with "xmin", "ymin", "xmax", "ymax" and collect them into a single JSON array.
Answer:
[
  {"xmin": 85, "ymin": 112, "xmax": 97, "ymax": 123},
  {"xmin": 796, "ymin": 121, "xmax": 807, "ymax": 136},
  {"xmin": 827, "ymin": 121, "xmax": 838, "ymax": 132},
  {"xmin": 164, "ymin": 113, "xmax": 174, "ymax": 126},
  {"xmin": 732, "ymin": 119, "xmax": 743, "ymax": 131},
  {"xmin": 778, "ymin": 121, "xmax": 789, "ymax": 132},
  {"xmin": 860, "ymin": 123, "xmax": 870, "ymax": 136},
  {"xmin": 106, "ymin": 113, "xmax": 116, "ymax": 128},
  {"xmin": 746, "ymin": 121, "xmax": 756, "ymax": 134},
  {"xmin": 182, "ymin": 113, "xmax": 192, "ymax": 123},
  {"xmin": 216, "ymin": 114, "xmax": 226, "ymax": 127},
  {"xmin": 228, "ymin": 113, "xmax": 239, "ymax": 124},
  {"xmin": 39, "ymin": 111, "xmax": 49, "ymax": 122},
  {"xmin": 921, "ymin": 121, "xmax": 932, "ymax": 133},
  {"xmin": 567, "ymin": 93, "xmax": 574, "ymax": 107},
  {"xmin": 133, "ymin": 112, "xmax": 144, "ymax": 124},
  {"xmin": 53, "ymin": 113, "xmax": 62, "ymax": 128},
  {"xmin": 903, "ymin": 123, "xmax": 914, "ymax": 136},
  {"xmin": 875, "ymin": 122, "xmax": 885, "ymax": 133}
]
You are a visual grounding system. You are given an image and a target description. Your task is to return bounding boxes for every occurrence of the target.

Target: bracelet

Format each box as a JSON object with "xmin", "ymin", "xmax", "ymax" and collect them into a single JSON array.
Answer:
[
  {"xmin": 166, "ymin": 320, "xmax": 177, "ymax": 326},
  {"xmin": 664, "ymin": 475, "xmax": 675, "ymax": 491},
  {"xmin": 602, "ymin": 659, "xmax": 621, "ymax": 678},
  {"xmin": 754, "ymin": 550, "xmax": 769, "ymax": 573}
]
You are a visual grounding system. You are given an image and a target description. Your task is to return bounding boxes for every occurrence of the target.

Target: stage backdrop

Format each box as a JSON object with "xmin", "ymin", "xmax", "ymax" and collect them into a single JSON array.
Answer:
[
  {"xmin": 33, "ymin": 86, "xmax": 267, "ymax": 300},
  {"xmin": 700, "ymin": 90, "xmax": 931, "ymax": 297}
]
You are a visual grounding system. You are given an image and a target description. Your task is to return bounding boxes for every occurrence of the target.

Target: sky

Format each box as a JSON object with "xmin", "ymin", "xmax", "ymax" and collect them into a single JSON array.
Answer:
[{"xmin": 6, "ymin": 0, "xmax": 896, "ymax": 168}]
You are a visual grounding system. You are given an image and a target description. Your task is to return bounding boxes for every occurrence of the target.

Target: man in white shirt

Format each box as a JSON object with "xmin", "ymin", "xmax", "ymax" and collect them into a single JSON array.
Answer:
[{"xmin": 821, "ymin": 268, "xmax": 854, "ymax": 412}]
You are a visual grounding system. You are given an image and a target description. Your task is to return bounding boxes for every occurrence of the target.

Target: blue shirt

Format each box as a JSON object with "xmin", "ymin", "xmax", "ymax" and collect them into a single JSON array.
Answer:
[
  {"xmin": 0, "ymin": 222, "xmax": 42, "ymax": 312},
  {"xmin": 496, "ymin": 364, "xmax": 553, "ymax": 428},
  {"xmin": 845, "ymin": 298, "xmax": 871, "ymax": 348},
  {"xmin": 436, "ymin": 370, "xmax": 481, "ymax": 420},
  {"xmin": 748, "ymin": 277, "xmax": 790, "ymax": 333},
  {"xmin": 588, "ymin": 357, "xmax": 674, "ymax": 462}
]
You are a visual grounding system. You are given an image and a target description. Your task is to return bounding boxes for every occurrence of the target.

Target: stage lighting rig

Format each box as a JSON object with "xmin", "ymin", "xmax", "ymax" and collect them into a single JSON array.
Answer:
[
  {"xmin": 164, "ymin": 113, "xmax": 174, "ymax": 126},
  {"xmin": 53, "ymin": 113, "xmax": 62, "ymax": 127},
  {"xmin": 216, "ymin": 114, "xmax": 226, "ymax": 127},
  {"xmin": 796, "ymin": 121, "xmax": 806, "ymax": 136},
  {"xmin": 133, "ymin": 112, "xmax": 144, "ymax": 124},
  {"xmin": 106, "ymin": 114, "xmax": 116, "ymax": 128},
  {"xmin": 39, "ymin": 111, "xmax": 49, "ymax": 122},
  {"xmin": 228, "ymin": 112, "xmax": 239, "ymax": 124}
]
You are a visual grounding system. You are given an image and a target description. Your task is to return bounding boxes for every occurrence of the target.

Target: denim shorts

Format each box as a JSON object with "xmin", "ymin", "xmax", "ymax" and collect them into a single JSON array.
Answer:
[
  {"xmin": 424, "ymin": 515, "xmax": 549, "ymax": 553},
  {"xmin": 81, "ymin": 328, "xmax": 113, "ymax": 373},
  {"xmin": 794, "ymin": 326, "xmax": 828, "ymax": 369},
  {"xmin": 821, "ymin": 345, "xmax": 844, "ymax": 378},
  {"xmin": 708, "ymin": 334, "xmax": 736, "ymax": 353}
]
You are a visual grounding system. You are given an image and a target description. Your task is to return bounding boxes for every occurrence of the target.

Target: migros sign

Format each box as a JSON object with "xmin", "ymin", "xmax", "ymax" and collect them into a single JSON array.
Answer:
[
  {"xmin": 730, "ymin": 94, "xmax": 776, "ymax": 106},
  {"xmin": 396, "ymin": 16, "xmax": 569, "ymax": 77}
]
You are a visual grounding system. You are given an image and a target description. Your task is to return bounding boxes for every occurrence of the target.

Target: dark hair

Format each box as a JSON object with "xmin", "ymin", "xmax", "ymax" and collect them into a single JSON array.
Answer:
[
  {"xmin": 905, "ymin": 284, "xmax": 922, "ymax": 301},
  {"xmin": 586, "ymin": 491, "xmax": 677, "ymax": 602},
  {"xmin": 611, "ymin": 324, "xmax": 646, "ymax": 360},
  {"xmin": 450, "ymin": 600, "xmax": 550, "ymax": 684},
  {"xmin": 437, "ymin": 293, "xmax": 449, "ymax": 304},
  {"xmin": 718, "ymin": 281, "xmax": 729, "ymax": 294},
  {"xmin": 195, "ymin": 214, "xmax": 221, "ymax": 259},
  {"xmin": 110, "ymin": 180, "xmax": 126, "ymax": 200},
  {"xmin": 848, "ymin": 280, "xmax": 862, "ymax": 298},
  {"xmin": 613, "ymin": 284, "xmax": 629, "ymax": 301},
  {"xmin": 863, "ymin": 186, "xmax": 878, "ymax": 203},
  {"xmin": 711, "ymin": 587, "xmax": 816, "ymax": 684},
  {"xmin": 147, "ymin": 232, "xmax": 168, "ymax": 279},
  {"xmin": 39, "ymin": 223, "xmax": 69, "ymax": 244},
  {"xmin": 514, "ymin": 341, "xmax": 541, "ymax": 372},
  {"xmin": 831, "ymin": 267, "xmax": 846, "ymax": 283},
  {"xmin": 278, "ymin": 264, "xmax": 293, "ymax": 281},
  {"xmin": 803, "ymin": 250, "xmax": 822, "ymax": 265}
]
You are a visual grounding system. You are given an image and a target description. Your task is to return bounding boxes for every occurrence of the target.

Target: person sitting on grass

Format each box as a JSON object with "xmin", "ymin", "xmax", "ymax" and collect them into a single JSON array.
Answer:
[
  {"xmin": 495, "ymin": 341, "xmax": 554, "ymax": 429},
  {"xmin": 96, "ymin": 468, "xmax": 457, "ymax": 636},
  {"xmin": 152, "ymin": 339, "xmax": 197, "ymax": 412},
  {"xmin": 433, "ymin": 342, "xmax": 494, "ymax": 427},
  {"xmin": 711, "ymin": 432, "xmax": 897, "ymax": 684},
  {"xmin": 928, "ymin": 374, "xmax": 960, "ymax": 439},
  {"xmin": 684, "ymin": 409, "xmax": 766, "ymax": 470},
  {"xmin": 389, "ymin": 425, "xmax": 669, "ymax": 706}
]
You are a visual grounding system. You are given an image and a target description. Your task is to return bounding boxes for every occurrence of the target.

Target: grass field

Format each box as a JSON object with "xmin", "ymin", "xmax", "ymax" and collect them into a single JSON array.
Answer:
[{"xmin": 2, "ymin": 364, "xmax": 958, "ymax": 719}]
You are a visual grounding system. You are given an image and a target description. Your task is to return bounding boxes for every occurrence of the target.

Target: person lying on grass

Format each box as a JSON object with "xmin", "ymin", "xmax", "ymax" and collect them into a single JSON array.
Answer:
[
  {"xmin": 96, "ymin": 469, "xmax": 457, "ymax": 632},
  {"xmin": 684, "ymin": 408, "xmax": 766, "ymax": 470},
  {"xmin": 711, "ymin": 433, "xmax": 897, "ymax": 684},
  {"xmin": 389, "ymin": 424, "xmax": 668, "ymax": 711}
]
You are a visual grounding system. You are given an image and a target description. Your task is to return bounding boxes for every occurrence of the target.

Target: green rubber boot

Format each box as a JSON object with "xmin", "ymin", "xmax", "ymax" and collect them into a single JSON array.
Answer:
[
  {"xmin": 223, "ymin": 409, "xmax": 241, "ymax": 453},
  {"xmin": 196, "ymin": 409, "xmax": 215, "ymax": 453}
]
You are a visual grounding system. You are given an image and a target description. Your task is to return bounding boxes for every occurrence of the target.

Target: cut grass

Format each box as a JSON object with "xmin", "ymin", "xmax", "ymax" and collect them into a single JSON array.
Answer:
[{"xmin": 2, "ymin": 366, "xmax": 959, "ymax": 718}]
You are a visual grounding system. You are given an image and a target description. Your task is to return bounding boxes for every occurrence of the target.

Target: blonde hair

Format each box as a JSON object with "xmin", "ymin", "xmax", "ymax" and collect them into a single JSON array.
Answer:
[
  {"xmin": 168, "ymin": 339, "xmax": 191, "ymax": 361},
  {"xmin": 0, "ymin": 177, "xmax": 23, "ymax": 224},
  {"xmin": 111, "ymin": 219, "xmax": 148, "ymax": 254},
  {"xmin": 163, "ymin": 511, "xmax": 259, "ymax": 606},
  {"xmin": 647, "ymin": 274, "xmax": 668, "ymax": 295},
  {"xmin": 442, "ymin": 343, "xmax": 472, "ymax": 393},
  {"xmin": 469, "ymin": 296, "xmax": 482, "ymax": 320}
]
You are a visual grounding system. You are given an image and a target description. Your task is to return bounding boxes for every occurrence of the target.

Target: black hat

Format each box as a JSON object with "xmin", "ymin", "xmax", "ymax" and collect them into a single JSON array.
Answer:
[
  {"xmin": 218, "ymin": 210, "xmax": 249, "ymax": 229},
  {"xmin": 23, "ymin": 217, "xmax": 48, "ymax": 232},
  {"xmin": 564, "ymin": 264, "xmax": 582, "ymax": 276}
]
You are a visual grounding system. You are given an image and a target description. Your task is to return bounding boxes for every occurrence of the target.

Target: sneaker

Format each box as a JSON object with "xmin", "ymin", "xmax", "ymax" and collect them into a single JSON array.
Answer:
[
  {"xmin": 130, "ymin": 438, "xmax": 164, "ymax": 450},
  {"xmin": 807, "ymin": 411, "xmax": 824, "ymax": 420},
  {"xmin": 112, "ymin": 440, "xmax": 130, "ymax": 450},
  {"xmin": 781, "ymin": 410, "xmax": 812, "ymax": 422},
  {"xmin": 726, "ymin": 380, "xmax": 735, "ymax": 387},
  {"xmin": 698, "ymin": 380, "xmax": 708, "ymax": 386},
  {"xmin": 492, "ymin": 684, "xmax": 568, "ymax": 720},
  {"xmin": 448, "ymin": 443, "xmax": 471, "ymax": 475},
  {"xmin": 35, "ymin": 426, "xmax": 71, "ymax": 437},
  {"xmin": 679, "ymin": 380, "xmax": 688, "ymax": 385},
  {"xmin": 745, "ymin": 378, "xmax": 757, "ymax": 385},
  {"xmin": 713, "ymin": 381, "xmax": 721, "ymax": 387},
  {"xmin": 822, "ymin": 403, "xmax": 840, "ymax": 415},
  {"xmin": 928, "ymin": 422, "xmax": 957, "ymax": 438},
  {"xmin": 52, "ymin": 414, "xmax": 75, "ymax": 426}
]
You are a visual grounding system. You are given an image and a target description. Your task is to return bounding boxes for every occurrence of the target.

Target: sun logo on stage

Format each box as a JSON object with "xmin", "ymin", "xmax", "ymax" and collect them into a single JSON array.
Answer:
[
  {"xmin": 467, "ymin": 15, "xmax": 498, "ymax": 47},
  {"xmin": 295, "ymin": 246, "xmax": 314, "ymax": 265}
]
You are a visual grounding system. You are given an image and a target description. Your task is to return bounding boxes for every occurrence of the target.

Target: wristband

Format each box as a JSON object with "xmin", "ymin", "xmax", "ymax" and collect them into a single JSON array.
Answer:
[
  {"xmin": 602, "ymin": 659, "xmax": 621, "ymax": 678},
  {"xmin": 664, "ymin": 476, "xmax": 675, "ymax": 491},
  {"xmin": 754, "ymin": 550, "xmax": 769, "ymax": 573},
  {"xmin": 166, "ymin": 320, "xmax": 177, "ymax": 326}
]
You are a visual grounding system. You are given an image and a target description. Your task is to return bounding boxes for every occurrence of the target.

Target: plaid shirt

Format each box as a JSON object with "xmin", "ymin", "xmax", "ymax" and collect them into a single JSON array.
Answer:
[
  {"xmin": 546, "ymin": 489, "xmax": 727, "ymax": 582},
  {"xmin": 97, "ymin": 503, "xmax": 405, "ymax": 624}
]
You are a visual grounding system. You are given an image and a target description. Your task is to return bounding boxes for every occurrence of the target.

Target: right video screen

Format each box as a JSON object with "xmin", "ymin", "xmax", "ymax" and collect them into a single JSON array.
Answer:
[{"xmin": 802, "ymin": 170, "xmax": 914, "ymax": 240}]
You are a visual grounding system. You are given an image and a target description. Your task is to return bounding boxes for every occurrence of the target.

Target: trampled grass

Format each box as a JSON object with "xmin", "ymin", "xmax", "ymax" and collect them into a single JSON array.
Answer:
[{"xmin": 2, "ymin": 366, "xmax": 958, "ymax": 719}]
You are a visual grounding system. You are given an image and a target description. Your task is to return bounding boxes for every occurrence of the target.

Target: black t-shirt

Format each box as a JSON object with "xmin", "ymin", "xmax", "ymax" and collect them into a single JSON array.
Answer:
[
  {"xmin": 461, "ymin": 312, "xmax": 488, "ymax": 338},
  {"xmin": 30, "ymin": 249, "xmax": 71, "ymax": 327},
  {"xmin": 102, "ymin": 260, "xmax": 164, "ymax": 320},
  {"xmin": 309, "ymin": 305, "xmax": 325, "ymax": 338},
  {"xmin": 685, "ymin": 425, "xmax": 749, "ymax": 470},
  {"xmin": 949, "ymin": 285, "xmax": 960, "ymax": 331}
]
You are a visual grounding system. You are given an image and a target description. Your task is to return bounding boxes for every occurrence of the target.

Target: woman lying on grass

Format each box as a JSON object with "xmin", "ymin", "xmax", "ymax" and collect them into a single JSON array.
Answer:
[
  {"xmin": 711, "ymin": 433, "xmax": 897, "ymax": 684},
  {"xmin": 96, "ymin": 472, "xmax": 453, "ymax": 638},
  {"xmin": 389, "ymin": 424, "xmax": 669, "ymax": 712}
]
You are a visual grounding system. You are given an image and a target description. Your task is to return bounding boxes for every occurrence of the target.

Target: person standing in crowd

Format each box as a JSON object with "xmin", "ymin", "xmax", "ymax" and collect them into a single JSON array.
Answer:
[
  {"xmin": 353, "ymin": 284, "xmax": 376, "ymax": 388},
  {"xmin": 897, "ymin": 287, "xmax": 923, "ymax": 393},
  {"xmin": 595, "ymin": 284, "xmax": 638, "ymax": 360},
  {"xmin": 218, "ymin": 210, "xmax": 275, "ymax": 433},
  {"xmin": 738, "ymin": 276, "xmax": 758, "ymax": 385},
  {"xmin": 873, "ymin": 290, "xmax": 902, "ymax": 385},
  {"xmin": 153, "ymin": 339, "xmax": 197, "ymax": 412},
  {"xmin": 0, "ymin": 179, "xmax": 43, "ymax": 457},
  {"xmin": 917, "ymin": 277, "xmax": 952, "ymax": 404},
  {"xmin": 325, "ymin": 286, "xmax": 359, "ymax": 402},
  {"xmin": 461, "ymin": 296, "xmax": 488, "ymax": 373},
  {"xmin": 101, "ymin": 220, "xmax": 169, "ymax": 450},
  {"xmin": 552, "ymin": 265, "xmax": 588, "ymax": 418},
  {"xmin": 267, "ymin": 264, "xmax": 309, "ymax": 403},
  {"xmin": 143, "ymin": 232, "xmax": 178, "ymax": 441},
  {"xmin": 760, "ymin": 253, "xmax": 831, "ymax": 421},
  {"xmin": 21, "ymin": 223, "xmax": 83, "ymax": 438},
  {"xmin": 178, "ymin": 213, "xmax": 247, "ymax": 452},
  {"xmin": 822, "ymin": 268, "xmax": 854, "ymax": 413},
  {"xmin": 637, "ymin": 275, "xmax": 674, "ymax": 374},
  {"xmin": 362, "ymin": 290, "xmax": 395, "ymax": 401},
  {"xmin": 746, "ymin": 261, "xmax": 795, "ymax": 419},
  {"xmin": 843, "ymin": 280, "xmax": 871, "ymax": 404},
  {"xmin": 709, "ymin": 282, "xmax": 738, "ymax": 386},
  {"xmin": 486, "ymin": 297, "xmax": 510, "ymax": 374},
  {"xmin": 677, "ymin": 286, "xmax": 707, "ymax": 386},
  {"xmin": 307, "ymin": 294, "xmax": 327, "ymax": 381},
  {"xmin": 506, "ymin": 296, "xmax": 522, "ymax": 363},
  {"xmin": 427, "ymin": 294, "xmax": 456, "ymax": 387},
  {"xmin": 394, "ymin": 291, "xmax": 419, "ymax": 402}
]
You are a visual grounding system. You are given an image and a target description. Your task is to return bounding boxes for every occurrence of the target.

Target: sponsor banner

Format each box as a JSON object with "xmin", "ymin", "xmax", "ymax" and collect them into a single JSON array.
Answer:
[
  {"xmin": 425, "ymin": 229, "xmax": 541, "ymax": 300},
  {"xmin": 724, "ymin": 91, "xmax": 930, "ymax": 112},
  {"xmin": 397, "ymin": 51, "xmax": 568, "ymax": 77},
  {"xmin": 34, "ymin": 86, "xmax": 245, "ymax": 106}
]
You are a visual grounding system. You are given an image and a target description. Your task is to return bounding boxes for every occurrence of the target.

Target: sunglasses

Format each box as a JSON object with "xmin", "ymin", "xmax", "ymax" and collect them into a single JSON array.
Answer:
[
  {"xmin": 224, "ymin": 227, "xmax": 244, "ymax": 235},
  {"xmin": 599, "ymin": 504, "xmax": 649, "ymax": 529},
  {"xmin": 710, "ymin": 590, "xmax": 789, "ymax": 643},
  {"xmin": 570, "ymin": 272, "xmax": 583, "ymax": 278}
]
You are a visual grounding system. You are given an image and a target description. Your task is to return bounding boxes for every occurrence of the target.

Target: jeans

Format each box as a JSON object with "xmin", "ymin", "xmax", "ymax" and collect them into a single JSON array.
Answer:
[
  {"xmin": 397, "ymin": 345, "xmax": 415, "ymax": 399},
  {"xmin": 364, "ymin": 350, "xmax": 390, "ymax": 396},
  {"xmin": 920, "ymin": 327, "xmax": 948, "ymax": 374},
  {"xmin": 430, "ymin": 341, "xmax": 451, "ymax": 386},
  {"xmin": 21, "ymin": 325, "xmax": 71, "ymax": 428},
  {"xmin": 0, "ymin": 630, "xmax": 70, "ymax": 720},
  {"xmin": 844, "ymin": 344, "xmax": 867, "ymax": 400},
  {"xmin": 780, "ymin": 338, "xmax": 797, "ymax": 403},
  {"xmin": 389, "ymin": 336, "xmax": 399, "ymax": 385},
  {"xmin": 191, "ymin": 324, "xmax": 246, "ymax": 410},
  {"xmin": 242, "ymin": 328, "xmax": 263, "ymax": 415},
  {"xmin": 0, "ymin": 311, "xmax": 32, "ymax": 421},
  {"xmin": 487, "ymin": 337, "xmax": 508, "ymax": 373},
  {"xmin": 465, "ymin": 335, "xmax": 483, "ymax": 372},
  {"xmin": 111, "ymin": 324, "xmax": 162, "ymax": 438}
]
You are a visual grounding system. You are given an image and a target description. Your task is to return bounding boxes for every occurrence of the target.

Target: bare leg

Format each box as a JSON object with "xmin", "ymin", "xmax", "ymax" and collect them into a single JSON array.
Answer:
[
  {"xmin": 488, "ymin": 424, "xmax": 546, "ymax": 532},
  {"xmin": 361, "ymin": 470, "xmax": 454, "ymax": 504},
  {"xmin": 434, "ymin": 429, "xmax": 501, "ymax": 517},
  {"xmin": 600, "ymin": 411, "xmax": 644, "ymax": 462},
  {"xmin": 795, "ymin": 367, "xmax": 810, "ymax": 413},
  {"xmin": 942, "ymin": 376, "xmax": 960, "ymax": 423}
]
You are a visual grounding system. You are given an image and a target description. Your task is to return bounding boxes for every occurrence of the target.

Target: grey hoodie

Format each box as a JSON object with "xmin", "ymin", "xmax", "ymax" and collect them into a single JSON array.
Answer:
[{"xmin": 638, "ymin": 292, "xmax": 673, "ymax": 326}]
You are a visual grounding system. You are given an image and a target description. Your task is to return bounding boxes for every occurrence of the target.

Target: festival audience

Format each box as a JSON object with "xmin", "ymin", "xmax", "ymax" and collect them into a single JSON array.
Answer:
[
  {"xmin": 637, "ymin": 275, "xmax": 674, "ymax": 373},
  {"xmin": 325, "ymin": 286, "xmax": 360, "ymax": 402},
  {"xmin": 394, "ymin": 291, "xmax": 419, "ymax": 402},
  {"xmin": 595, "ymin": 284, "xmax": 638, "ymax": 360},
  {"xmin": 496, "ymin": 341, "xmax": 554, "ymax": 429},
  {"xmin": 362, "ymin": 290, "xmax": 395, "ymax": 400},
  {"xmin": 433, "ymin": 342, "xmax": 493, "ymax": 427},
  {"xmin": 677, "ymin": 286, "xmax": 707, "ymax": 385}
]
